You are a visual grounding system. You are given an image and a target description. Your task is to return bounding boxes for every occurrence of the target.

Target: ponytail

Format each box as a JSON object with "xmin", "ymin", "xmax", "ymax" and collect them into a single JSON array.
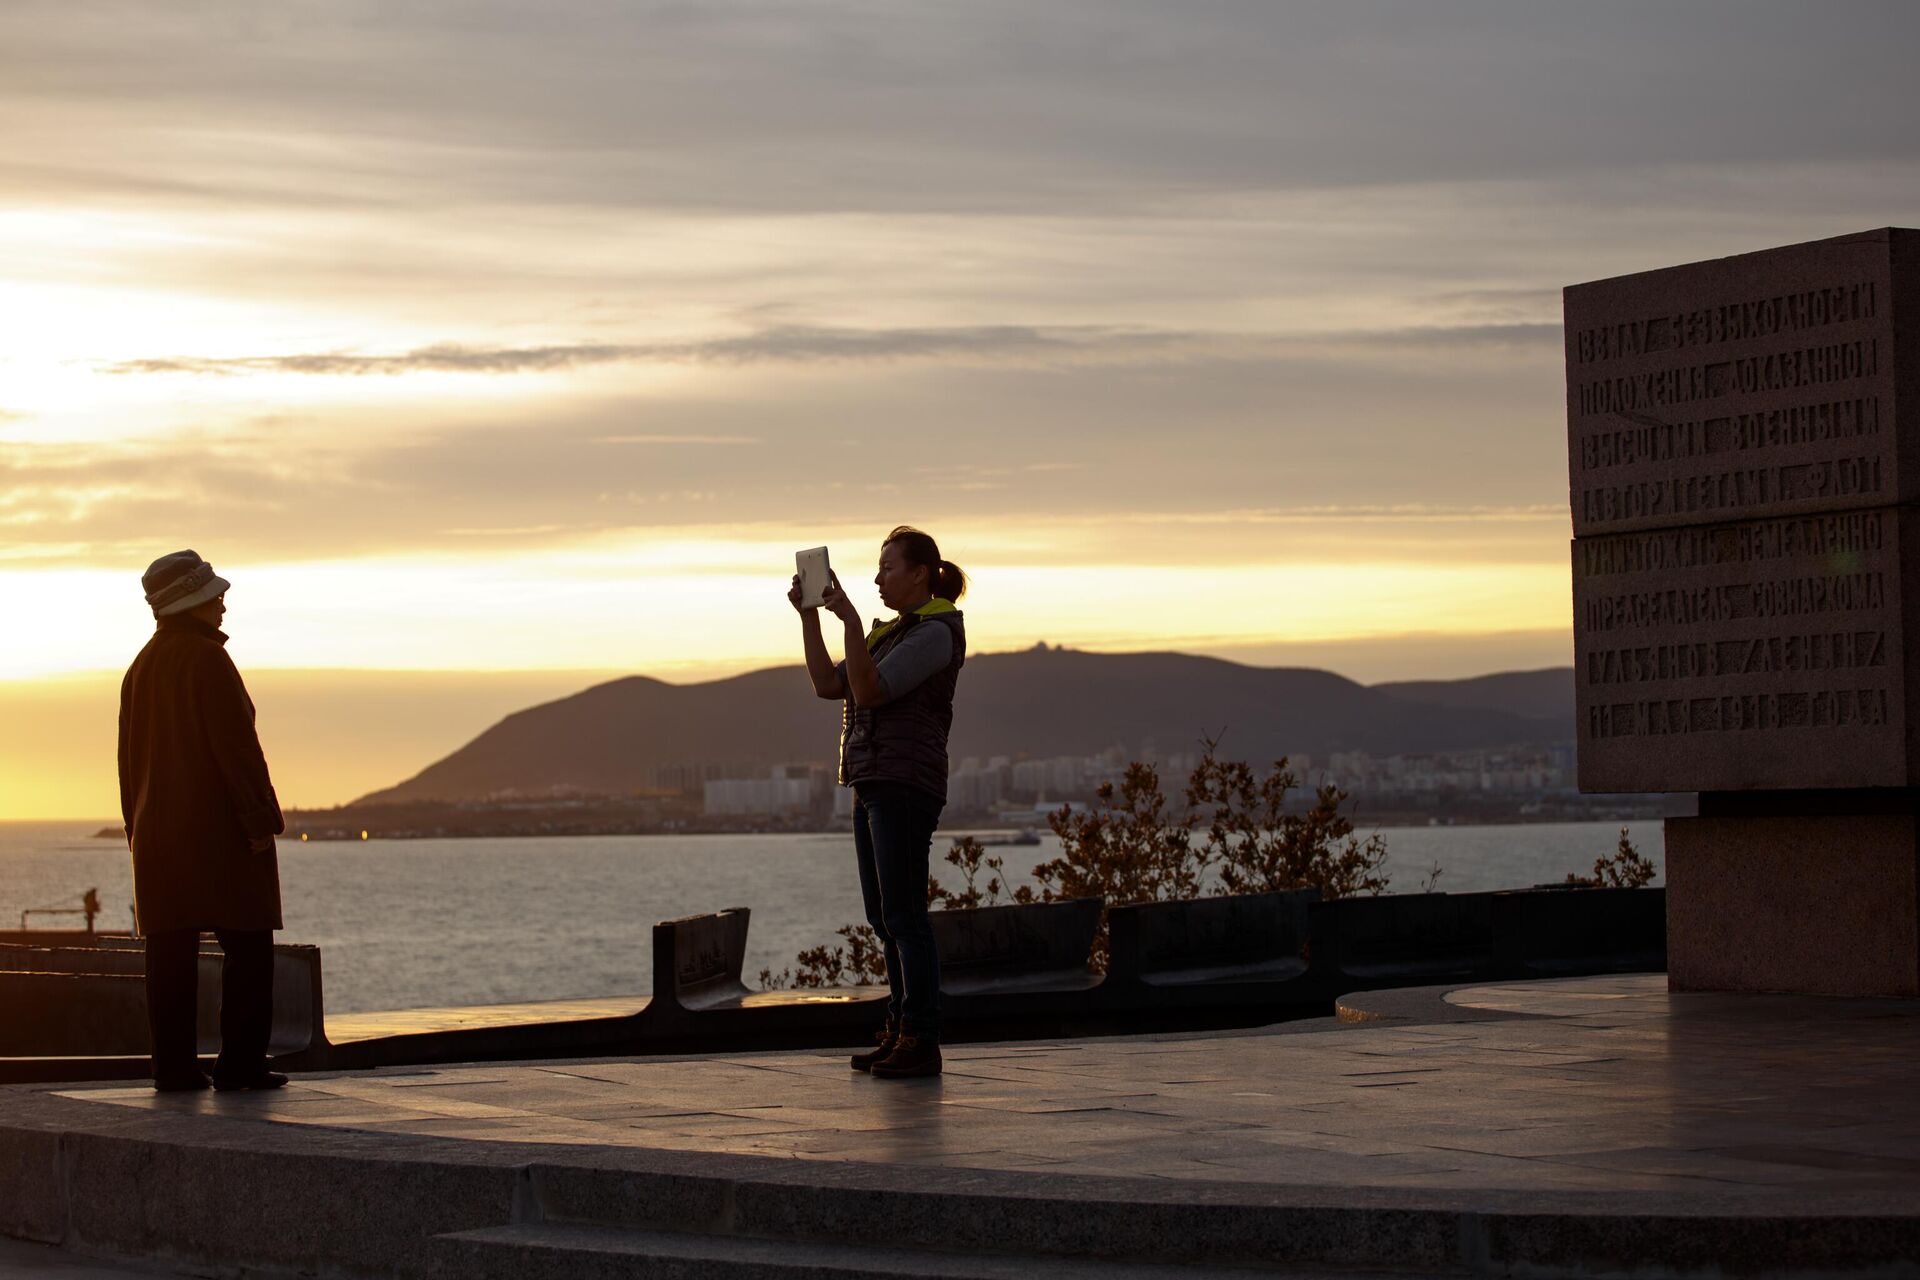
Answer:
[
  {"xmin": 932, "ymin": 559, "xmax": 968, "ymax": 603},
  {"xmin": 885, "ymin": 525, "xmax": 968, "ymax": 603}
]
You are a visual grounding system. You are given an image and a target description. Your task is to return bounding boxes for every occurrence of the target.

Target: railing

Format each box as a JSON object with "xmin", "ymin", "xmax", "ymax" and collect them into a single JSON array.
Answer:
[{"xmin": 18, "ymin": 888, "xmax": 101, "ymax": 933}]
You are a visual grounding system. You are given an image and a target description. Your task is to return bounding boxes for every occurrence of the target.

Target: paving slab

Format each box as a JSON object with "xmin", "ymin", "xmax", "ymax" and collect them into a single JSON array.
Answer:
[
  {"xmin": 0, "ymin": 1237, "xmax": 221, "ymax": 1279},
  {"xmin": 6, "ymin": 975, "xmax": 1920, "ymax": 1277},
  {"xmin": 25, "ymin": 981, "xmax": 1919, "ymax": 1192}
]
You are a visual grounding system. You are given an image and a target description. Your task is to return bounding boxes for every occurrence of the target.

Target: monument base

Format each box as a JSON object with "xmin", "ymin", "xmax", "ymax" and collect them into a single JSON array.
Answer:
[{"xmin": 1666, "ymin": 809, "xmax": 1920, "ymax": 997}]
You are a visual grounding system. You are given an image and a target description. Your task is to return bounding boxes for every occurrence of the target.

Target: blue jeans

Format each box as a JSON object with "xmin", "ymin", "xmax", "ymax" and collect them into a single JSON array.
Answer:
[{"xmin": 852, "ymin": 781, "xmax": 944, "ymax": 1037}]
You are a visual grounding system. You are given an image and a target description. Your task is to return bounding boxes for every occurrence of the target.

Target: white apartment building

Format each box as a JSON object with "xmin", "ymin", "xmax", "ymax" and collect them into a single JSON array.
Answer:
[{"xmin": 703, "ymin": 776, "xmax": 815, "ymax": 817}]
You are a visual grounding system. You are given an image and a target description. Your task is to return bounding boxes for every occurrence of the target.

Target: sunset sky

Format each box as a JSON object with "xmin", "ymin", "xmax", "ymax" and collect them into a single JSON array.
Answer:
[{"xmin": 5, "ymin": 1, "xmax": 1918, "ymax": 817}]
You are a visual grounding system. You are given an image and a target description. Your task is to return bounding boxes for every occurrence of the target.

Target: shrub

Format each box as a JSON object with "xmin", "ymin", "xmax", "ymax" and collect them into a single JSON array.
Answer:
[
  {"xmin": 759, "ymin": 836, "xmax": 1016, "ymax": 988},
  {"xmin": 1187, "ymin": 746, "xmax": 1389, "ymax": 899},
  {"xmin": 764, "ymin": 739, "xmax": 1394, "ymax": 986},
  {"xmin": 1032, "ymin": 761, "xmax": 1201, "ymax": 907},
  {"xmin": 1565, "ymin": 826, "xmax": 1657, "ymax": 889},
  {"xmin": 929, "ymin": 835, "xmax": 1014, "ymax": 910},
  {"xmin": 757, "ymin": 923, "xmax": 887, "ymax": 990}
]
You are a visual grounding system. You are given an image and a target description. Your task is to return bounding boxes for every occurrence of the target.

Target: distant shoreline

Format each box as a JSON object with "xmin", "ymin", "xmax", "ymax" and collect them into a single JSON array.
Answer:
[
  {"xmin": 11, "ymin": 797, "xmax": 1683, "ymax": 842},
  {"xmin": 235, "ymin": 799, "xmax": 1686, "ymax": 843}
]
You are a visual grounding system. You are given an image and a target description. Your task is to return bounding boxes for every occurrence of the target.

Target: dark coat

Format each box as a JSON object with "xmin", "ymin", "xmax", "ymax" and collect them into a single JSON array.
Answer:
[{"xmin": 118, "ymin": 616, "xmax": 284, "ymax": 934}]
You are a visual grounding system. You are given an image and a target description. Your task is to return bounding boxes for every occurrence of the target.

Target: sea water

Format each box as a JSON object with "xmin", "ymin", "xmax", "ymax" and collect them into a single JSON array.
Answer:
[{"xmin": 0, "ymin": 820, "xmax": 1663, "ymax": 1014}]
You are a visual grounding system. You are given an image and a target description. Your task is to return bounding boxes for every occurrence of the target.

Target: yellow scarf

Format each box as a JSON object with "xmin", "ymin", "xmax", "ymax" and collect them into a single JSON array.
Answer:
[{"xmin": 866, "ymin": 598, "xmax": 957, "ymax": 649}]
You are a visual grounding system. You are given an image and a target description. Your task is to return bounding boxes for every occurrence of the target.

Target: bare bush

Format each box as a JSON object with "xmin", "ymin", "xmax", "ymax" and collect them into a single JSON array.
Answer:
[
  {"xmin": 1187, "ymin": 745, "xmax": 1389, "ymax": 899},
  {"xmin": 928, "ymin": 835, "xmax": 1013, "ymax": 910},
  {"xmin": 757, "ymin": 923, "xmax": 887, "ymax": 989},
  {"xmin": 1032, "ymin": 762, "xmax": 1201, "ymax": 908},
  {"xmin": 763, "ymin": 739, "xmax": 1396, "ymax": 988},
  {"xmin": 1565, "ymin": 827, "xmax": 1657, "ymax": 889}
]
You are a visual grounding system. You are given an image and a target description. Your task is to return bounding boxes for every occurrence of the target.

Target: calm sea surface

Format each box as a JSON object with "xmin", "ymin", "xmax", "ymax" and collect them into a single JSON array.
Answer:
[{"xmin": 0, "ymin": 820, "xmax": 1663, "ymax": 1014}]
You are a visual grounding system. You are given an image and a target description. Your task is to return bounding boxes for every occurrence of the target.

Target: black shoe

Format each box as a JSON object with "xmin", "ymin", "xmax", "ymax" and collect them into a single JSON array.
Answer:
[
  {"xmin": 153, "ymin": 1069, "xmax": 211, "ymax": 1093},
  {"xmin": 850, "ymin": 1021, "xmax": 899, "ymax": 1073},
  {"xmin": 870, "ymin": 1034, "xmax": 942, "ymax": 1079},
  {"xmin": 212, "ymin": 1070, "xmax": 288, "ymax": 1092}
]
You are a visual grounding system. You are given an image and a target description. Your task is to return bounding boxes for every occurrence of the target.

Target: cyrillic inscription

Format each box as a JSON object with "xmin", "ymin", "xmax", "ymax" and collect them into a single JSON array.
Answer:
[
  {"xmin": 1585, "ymin": 631, "xmax": 1887, "ymax": 684},
  {"xmin": 1577, "ymin": 510, "xmax": 1888, "ymax": 578},
  {"xmin": 1582, "ymin": 575, "xmax": 1886, "ymax": 633},
  {"xmin": 1571, "ymin": 281, "xmax": 1877, "ymax": 365},
  {"xmin": 1578, "ymin": 456, "xmax": 1882, "ymax": 524},
  {"xmin": 1587, "ymin": 688, "xmax": 1889, "ymax": 739},
  {"xmin": 1567, "ymin": 234, "xmax": 1913, "ymax": 790},
  {"xmin": 1574, "ymin": 509, "xmax": 1901, "ymax": 757},
  {"xmin": 1574, "ymin": 339, "xmax": 1878, "ymax": 416},
  {"xmin": 1578, "ymin": 397, "xmax": 1879, "ymax": 471}
]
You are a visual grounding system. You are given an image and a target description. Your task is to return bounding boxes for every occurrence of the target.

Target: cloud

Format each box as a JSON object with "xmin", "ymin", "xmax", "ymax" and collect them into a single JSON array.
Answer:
[
  {"xmin": 100, "ymin": 321, "xmax": 1558, "ymax": 378},
  {"xmin": 0, "ymin": 427, "xmax": 385, "ymax": 562},
  {"xmin": 4, "ymin": 2, "xmax": 1918, "ymax": 219},
  {"xmin": 439, "ymin": 523, "xmax": 574, "ymax": 537},
  {"xmin": 8, "ymin": 0, "xmax": 1914, "ymax": 697},
  {"xmin": 0, "ymin": 343, "xmax": 1571, "ymax": 568},
  {"xmin": 1114, "ymin": 504, "xmax": 1566, "ymax": 525},
  {"xmin": 1425, "ymin": 287, "xmax": 1563, "ymax": 319},
  {"xmin": 682, "ymin": 324, "xmax": 1198, "ymax": 364},
  {"xmin": 592, "ymin": 434, "xmax": 759, "ymax": 446},
  {"xmin": 1351, "ymin": 323, "xmax": 1559, "ymax": 350},
  {"xmin": 106, "ymin": 344, "xmax": 639, "ymax": 377},
  {"xmin": 102, "ymin": 324, "xmax": 1202, "ymax": 376}
]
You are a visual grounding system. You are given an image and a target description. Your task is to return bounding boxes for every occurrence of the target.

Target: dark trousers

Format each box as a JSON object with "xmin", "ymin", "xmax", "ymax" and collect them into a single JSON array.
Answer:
[
  {"xmin": 852, "ymin": 781, "xmax": 945, "ymax": 1037},
  {"xmin": 145, "ymin": 928, "xmax": 274, "ymax": 1079}
]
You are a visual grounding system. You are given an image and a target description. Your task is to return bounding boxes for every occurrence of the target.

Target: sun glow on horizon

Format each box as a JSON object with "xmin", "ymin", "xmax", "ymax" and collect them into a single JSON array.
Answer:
[{"xmin": 0, "ymin": 529, "xmax": 1567, "ymax": 681}]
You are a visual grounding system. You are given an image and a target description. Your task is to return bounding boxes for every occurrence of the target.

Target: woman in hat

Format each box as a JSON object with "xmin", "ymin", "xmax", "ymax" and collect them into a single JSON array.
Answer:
[{"xmin": 120, "ymin": 550, "xmax": 287, "ymax": 1092}]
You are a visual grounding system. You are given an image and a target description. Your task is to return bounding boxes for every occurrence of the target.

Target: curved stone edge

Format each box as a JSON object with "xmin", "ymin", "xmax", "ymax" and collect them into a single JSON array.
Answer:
[
  {"xmin": 1335, "ymin": 983, "xmax": 1546, "ymax": 1026},
  {"xmin": 5, "ymin": 1086, "xmax": 1920, "ymax": 1277}
]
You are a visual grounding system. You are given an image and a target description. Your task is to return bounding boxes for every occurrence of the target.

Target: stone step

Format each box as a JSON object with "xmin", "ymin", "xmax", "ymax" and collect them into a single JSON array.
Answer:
[
  {"xmin": 435, "ymin": 1220, "xmax": 1419, "ymax": 1280},
  {"xmin": 14, "ymin": 1079, "xmax": 1919, "ymax": 1280},
  {"xmin": 518, "ymin": 1161, "xmax": 1463, "ymax": 1272}
]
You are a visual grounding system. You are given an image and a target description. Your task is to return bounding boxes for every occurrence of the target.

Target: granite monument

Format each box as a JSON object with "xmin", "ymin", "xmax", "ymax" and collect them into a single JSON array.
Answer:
[{"xmin": 1567, "ymin": 227, "xmax": 1920, "ymax": 996}]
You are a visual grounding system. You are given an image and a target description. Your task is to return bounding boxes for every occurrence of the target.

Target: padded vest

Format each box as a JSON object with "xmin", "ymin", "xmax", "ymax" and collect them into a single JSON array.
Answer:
[{"xmin": 839, "ymin": 610, "xmax": 966, "ymax": 803}]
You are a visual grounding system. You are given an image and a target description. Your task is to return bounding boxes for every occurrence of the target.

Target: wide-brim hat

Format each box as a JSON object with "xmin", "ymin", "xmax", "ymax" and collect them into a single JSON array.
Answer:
[{"xmin": 143, "ymin": 550, "xmax": 231, "ymax": 618}]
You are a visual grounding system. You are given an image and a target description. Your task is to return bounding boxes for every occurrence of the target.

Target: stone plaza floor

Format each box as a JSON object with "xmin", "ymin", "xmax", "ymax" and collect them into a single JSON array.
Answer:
[
  {"xmin": 0, "ymin": 1236, "xmax": 199, "ymax": 1280},
  {"xmin": 55, "ymin": 974, "xmax": 1920, "ymax": 1197}
]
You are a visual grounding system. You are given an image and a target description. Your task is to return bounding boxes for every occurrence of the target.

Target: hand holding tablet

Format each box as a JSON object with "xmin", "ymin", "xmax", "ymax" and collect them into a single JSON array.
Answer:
[{"xmin": 795, "ymin": 546, "xmax": 832, "ymax": 610}]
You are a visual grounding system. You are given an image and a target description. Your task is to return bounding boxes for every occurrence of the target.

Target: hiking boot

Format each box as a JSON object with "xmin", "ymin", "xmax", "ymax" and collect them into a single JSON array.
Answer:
[
  {"xmin": 212, "ymin": 1069, "xmax": 289, "ymax": 1092},
  {"xmin": 870, "ymin": 1034, "xmax": 941, "ymax": 1079},
  {"xmin": 850, "ymin": 1021, "xmax": 899, "ymax": 1072}
]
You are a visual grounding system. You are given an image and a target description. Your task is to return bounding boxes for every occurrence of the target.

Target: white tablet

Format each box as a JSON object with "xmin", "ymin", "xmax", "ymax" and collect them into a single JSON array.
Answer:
[{"xmin": 796, "ymin": 546, "xmax": 832, "ymax": 609}]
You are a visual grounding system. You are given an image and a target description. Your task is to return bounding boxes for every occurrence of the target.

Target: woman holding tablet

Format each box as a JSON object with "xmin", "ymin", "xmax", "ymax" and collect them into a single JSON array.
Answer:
[{"xmin": 789, "ymin": 526, "xmax": 967, "ymax": 1079}]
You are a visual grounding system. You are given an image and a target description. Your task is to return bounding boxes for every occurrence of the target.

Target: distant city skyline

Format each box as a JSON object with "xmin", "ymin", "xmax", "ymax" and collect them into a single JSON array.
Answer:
[{"xmin": 5, "ymin": 1, "xmax": 1917, "ymax": 817}]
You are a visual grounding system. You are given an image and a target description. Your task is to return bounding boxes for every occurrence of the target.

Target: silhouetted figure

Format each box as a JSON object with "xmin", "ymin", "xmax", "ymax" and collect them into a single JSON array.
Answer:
[
  {"xmin": 119, "ymin": 551, "xmax": 287, "ymax": 1093},
  {"xmin": 791, "ymin": 526, "xmax": 968, "ymax": 1079}
]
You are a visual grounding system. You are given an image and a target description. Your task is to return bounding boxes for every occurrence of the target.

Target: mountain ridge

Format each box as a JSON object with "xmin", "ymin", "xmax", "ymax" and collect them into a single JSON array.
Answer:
[
  {"xmin": 356, "ymin": 649, "xmax": 1575, "ymax": 806},
  {"xmin": 1371, "ymin": 668, "xmax": 1572, "ymax": 722}
]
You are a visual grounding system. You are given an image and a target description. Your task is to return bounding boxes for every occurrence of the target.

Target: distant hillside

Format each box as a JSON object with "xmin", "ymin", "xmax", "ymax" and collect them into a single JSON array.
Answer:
[
  {"xmin": 356, "ymin": 650, "xmax": 1574, "ymax": 805},
  {"xmin": 1370, "ymin": 668, "xmax": 1573, "ymax": 725}
]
